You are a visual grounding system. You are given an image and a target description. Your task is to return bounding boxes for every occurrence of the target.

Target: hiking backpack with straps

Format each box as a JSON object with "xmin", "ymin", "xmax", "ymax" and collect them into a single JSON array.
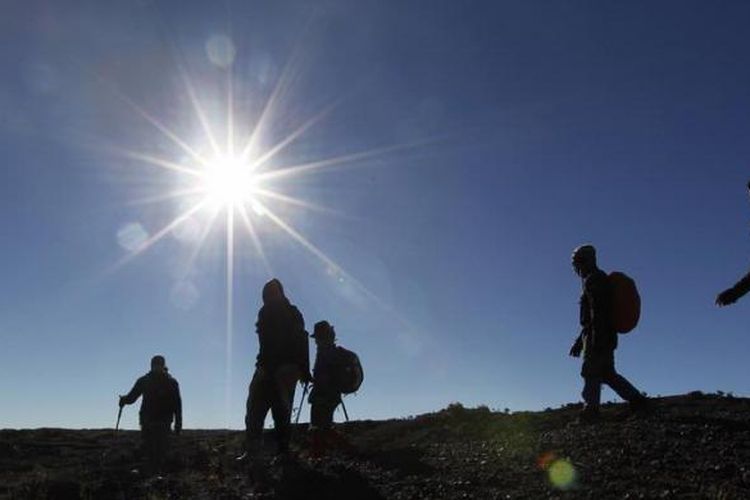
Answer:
[
  {"xmin": 334, "ymin": 346, "xmax": 364, "ymax": 394},
  {"xmin": 609, "ymin": 271, "xmax": 641, "ymax": 334}
]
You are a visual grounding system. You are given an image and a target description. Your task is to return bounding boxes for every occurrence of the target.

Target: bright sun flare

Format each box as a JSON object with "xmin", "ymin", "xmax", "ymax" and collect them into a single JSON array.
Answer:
[{"xmin": 201, "ymin": 156, "xmax": 258, "ymax": 209}]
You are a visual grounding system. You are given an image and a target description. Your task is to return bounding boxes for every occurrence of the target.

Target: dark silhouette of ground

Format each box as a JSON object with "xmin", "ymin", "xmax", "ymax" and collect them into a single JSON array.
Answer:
[{"xmin": 1, "ymin": 392, "xmax": 749, "ymax": 499}]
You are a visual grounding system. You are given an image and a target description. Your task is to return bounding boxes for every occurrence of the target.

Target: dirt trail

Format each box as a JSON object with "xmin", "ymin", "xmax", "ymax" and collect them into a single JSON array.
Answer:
[{"xmin": 1, "ymin": 393, "xmax": 749, "ymax": 499}]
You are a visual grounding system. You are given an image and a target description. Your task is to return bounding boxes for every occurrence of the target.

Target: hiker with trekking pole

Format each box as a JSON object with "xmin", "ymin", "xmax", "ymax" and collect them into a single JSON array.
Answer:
[
  {"xmin": 118, "ymin": 355, "xmax": 182, "ymax": 475},
  {"xmin": 238, "ymin": 279, "xmax": 311, "ymax": 462},
  {"xmin": 307, "ymin": 320, "xmax": 363, "ymax": 457},
  {"xmin": 569, "ymin": 245, "xmax": 649, "ymax": 423}
]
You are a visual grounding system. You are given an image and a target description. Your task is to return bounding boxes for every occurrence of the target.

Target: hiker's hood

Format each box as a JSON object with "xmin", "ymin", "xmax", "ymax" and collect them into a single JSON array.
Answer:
[{"xmin": 262, "ymin": 278, "xmax": 286, "ymax": 304}]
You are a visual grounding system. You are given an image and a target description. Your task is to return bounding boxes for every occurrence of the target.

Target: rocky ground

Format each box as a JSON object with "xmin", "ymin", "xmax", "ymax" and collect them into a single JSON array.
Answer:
[{"xmin": 1, "ymin": 392, "xmax": 749, "ymax": 499}]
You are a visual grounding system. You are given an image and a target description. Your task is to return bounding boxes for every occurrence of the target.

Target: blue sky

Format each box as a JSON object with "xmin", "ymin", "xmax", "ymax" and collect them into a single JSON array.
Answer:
[{"xmin": 1, "ymin": 1, "xmax": 750, "ymax": 429}]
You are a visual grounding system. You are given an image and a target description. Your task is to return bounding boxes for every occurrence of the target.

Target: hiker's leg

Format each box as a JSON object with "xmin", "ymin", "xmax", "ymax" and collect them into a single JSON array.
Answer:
[
  {"xmin": 582, "ymin": 377, "xmax": 602, "ymax": 409},
  {"xmin": 245, "ymin": 368, "xmax": 271, "ymax": 451},
  {"xmin": 140, "ymin": 425, "xmax": 152, "ymax": 474},
  {"xmin": 152, "ymin": 422, "xmax": 170, "ymax": 473},
  {"xmin": 604, "ymin": 370, "xmax": 644, "ymax": 403},
  {"xmin": 594, "ymin": 353, "xmax": 643, "ymax": 403},
  {"xmin": 310, "ymin": 401, "xmax": 332, "ymax": 431},
  {"xmin": 141, "ymin": 422, "xmax": 164, "ymax": 476},
  {"xmin": 322, "ymin": 398, "xmax": 338, "ymax": 431},
  {"xmin": 270, "ymin": 364, "xmax": 299, "ymax": 453},
  {"xmin": 581, "ymin": 356, "xmax": 605, "ymax": 410},
  {"xmin": 310, "ymin": 396, "xmax": 339, "ymax": 456},
  {"xmin": 310, "ymin": 389, "xmax": 337, "ymax": 428}
]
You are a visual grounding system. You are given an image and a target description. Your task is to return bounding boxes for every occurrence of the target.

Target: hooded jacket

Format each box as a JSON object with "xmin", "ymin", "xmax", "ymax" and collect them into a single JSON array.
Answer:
[
  {"xmin": 255, "ymin": 279, "xmax": 309, "ymax": 374},
  {"xmin": 121, "ymin": 370, "xmax": 182, "ymax": 427}
]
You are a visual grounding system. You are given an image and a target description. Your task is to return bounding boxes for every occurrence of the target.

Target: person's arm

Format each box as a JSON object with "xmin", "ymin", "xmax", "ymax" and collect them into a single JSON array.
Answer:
[
  {"xmin": 569, "ymin": 333, "xmax": 584, "ymax": 357},
  {"xmin": 570, "ymin": 293, "xmax": 588, "ymax": 357},
  {"xmin": 119, "ymin": 377, "xmax": 144, "ymax": 407},
  {"xmin": 716, "ymin": 270, "xmax": 750, "ymax": 306},
  {"xmin": 255, "ymin": 306, "xmax": 266, "ymax": 335},
  {"xmin": 173, "ymin": 380, "xmax": 182, "ymax": 434},
  {"xmin": 294, "ymin": 308, "xmax": 312, "ymax": 383},
  {"xmin": 255, "ymin": 307, "xmax": 267, "ymax": 365},
  {"xmin": 301, "ymin": 337, "xmax": 312, "ymax": 384}
]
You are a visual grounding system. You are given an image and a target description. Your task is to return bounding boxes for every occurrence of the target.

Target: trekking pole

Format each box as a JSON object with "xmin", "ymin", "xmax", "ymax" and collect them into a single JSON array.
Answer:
[
  {"xmin": 114, "ymin": 403, "xmax": 123, "ymax": 435},
  {"xmin": 295, "ymin": 382, "xmax": 310, "ymax": 425},
  {"xmin": 340, "ymin": 398, "xmax": 349, "ymax": 422}
]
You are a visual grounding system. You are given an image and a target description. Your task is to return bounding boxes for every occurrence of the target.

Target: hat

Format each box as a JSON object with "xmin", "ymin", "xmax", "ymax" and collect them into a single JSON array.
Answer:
[{"xmin": 311, "ymin": 320, "xmax": 335, "ymax": 340}]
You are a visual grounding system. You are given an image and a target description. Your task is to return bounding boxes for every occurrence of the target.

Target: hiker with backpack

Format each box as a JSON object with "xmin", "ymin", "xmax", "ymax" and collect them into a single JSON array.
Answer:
[
  {"xmin": 309, "ymin": 321, "xmax": 342, "ymax": 430},
  {"xmin": 307, "ymin": 320, "xmax": 363, "ymax": 456},
  {"xmin": 241, "ymin": 279, "xmax": 311, "ymax": 459},
  {"xmin": 569, "ymin": 244, "xmax": 648, "ymax": 422},
  {"xmin": 716, "ymin": 181, "xmax": 750, "ymax": 308},
  {"xmin": 119, "ymin": 355, "xmax": 182, "ymax": 475}
]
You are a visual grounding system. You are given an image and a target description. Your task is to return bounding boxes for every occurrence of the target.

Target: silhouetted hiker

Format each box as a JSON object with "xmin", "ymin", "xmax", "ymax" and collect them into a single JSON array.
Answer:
[
  {"xmin": 569, "ymin": 245, "xmax": 648, "ymax": 422},
  {"xmin": 308, "ymin": 320, "xmax": 343, "ymax": 456},
  {"xmin": 240, "ymin": 279, "xmax": 311, "ymax": 460},
  {"xmin": 119, "ymin": 355, "xmax": 182, "ymax": 474},
  {"xmin": 716, "ymin": 181, "xmax": 750, "ymax": 307}
]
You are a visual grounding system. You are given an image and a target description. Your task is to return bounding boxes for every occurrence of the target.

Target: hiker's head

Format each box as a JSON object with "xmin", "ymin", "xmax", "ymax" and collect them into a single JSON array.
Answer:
[
  {"xmin": 151, "ymin": 355, "xmax": 167, "ymax": 372},
  {"xmin": 311, "ymin": 320, "xmax": 335, "ymax": 345},
  {"xmin": 262, "ymin": 278, "xmax": 285, "ymax": 303},
  {"xmin": 571, "ymin": 244, "xmax": 597, "ymax": 277}
]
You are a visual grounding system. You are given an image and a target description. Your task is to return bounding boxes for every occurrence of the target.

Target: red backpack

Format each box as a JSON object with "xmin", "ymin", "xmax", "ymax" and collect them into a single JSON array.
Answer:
[{"xmin": 609, "ymin": 271, "xmax": 641, "ymax": 334}]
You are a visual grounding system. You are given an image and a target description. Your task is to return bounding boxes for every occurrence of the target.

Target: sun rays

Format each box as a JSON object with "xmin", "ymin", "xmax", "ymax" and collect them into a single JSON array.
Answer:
[
  {"xmin": 97, "ymin": 34, "xmax": 429, "ymax": 422},
  {"xmin": 110, "ymin": 68, "xmax": 322, "ymax": 270},
  {"xmin": 104, "ymin": 45, "xmax": 426, "ymax": 302}
]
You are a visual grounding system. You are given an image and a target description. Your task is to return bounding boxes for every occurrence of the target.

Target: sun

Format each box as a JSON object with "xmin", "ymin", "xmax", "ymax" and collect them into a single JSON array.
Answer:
[{"xmin": 200, "ymin": 155, "xmax": 258, "ymax": 210}]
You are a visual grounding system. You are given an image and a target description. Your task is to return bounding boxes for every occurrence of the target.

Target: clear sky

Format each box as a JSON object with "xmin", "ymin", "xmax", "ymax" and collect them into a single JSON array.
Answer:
[{"xmin": 1, "ymin": 1, "xmax": 749, "ymax": 429}]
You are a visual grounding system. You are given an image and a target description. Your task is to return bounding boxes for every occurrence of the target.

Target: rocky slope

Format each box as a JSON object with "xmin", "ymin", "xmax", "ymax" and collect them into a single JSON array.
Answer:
[{"xmin": 1, "ymin": 392, "xmax": 749, "ymax": 499}]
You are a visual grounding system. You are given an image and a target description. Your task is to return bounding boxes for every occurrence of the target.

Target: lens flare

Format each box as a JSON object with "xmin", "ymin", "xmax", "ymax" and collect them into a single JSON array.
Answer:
[
  {"xmin": 206, "ymin": 35, "xmax": 236, "ymax": 68},
  {"xmin": 170, "ymin": 280, "xmax": 200, "ymax": 310},
  {"xmin": 116, "ymin": 222, "xmax": 148, "ymax": 252},
  {"xmin": 538, "ymin": 451, "xmax": 577, "ymax": 490},
  {"xmin": 548, "ymin": 459, "xmax": 577, "ymax": 490}
]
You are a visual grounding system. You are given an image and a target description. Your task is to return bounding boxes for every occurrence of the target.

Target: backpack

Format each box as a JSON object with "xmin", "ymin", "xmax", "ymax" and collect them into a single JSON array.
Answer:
[
  {"xmin": 609, "ymin": 271, "xmax": 641, "ymax": 334},
  {"xmin": 334, "ymin": 346, "xmax": 364, "ymax": 394}
]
